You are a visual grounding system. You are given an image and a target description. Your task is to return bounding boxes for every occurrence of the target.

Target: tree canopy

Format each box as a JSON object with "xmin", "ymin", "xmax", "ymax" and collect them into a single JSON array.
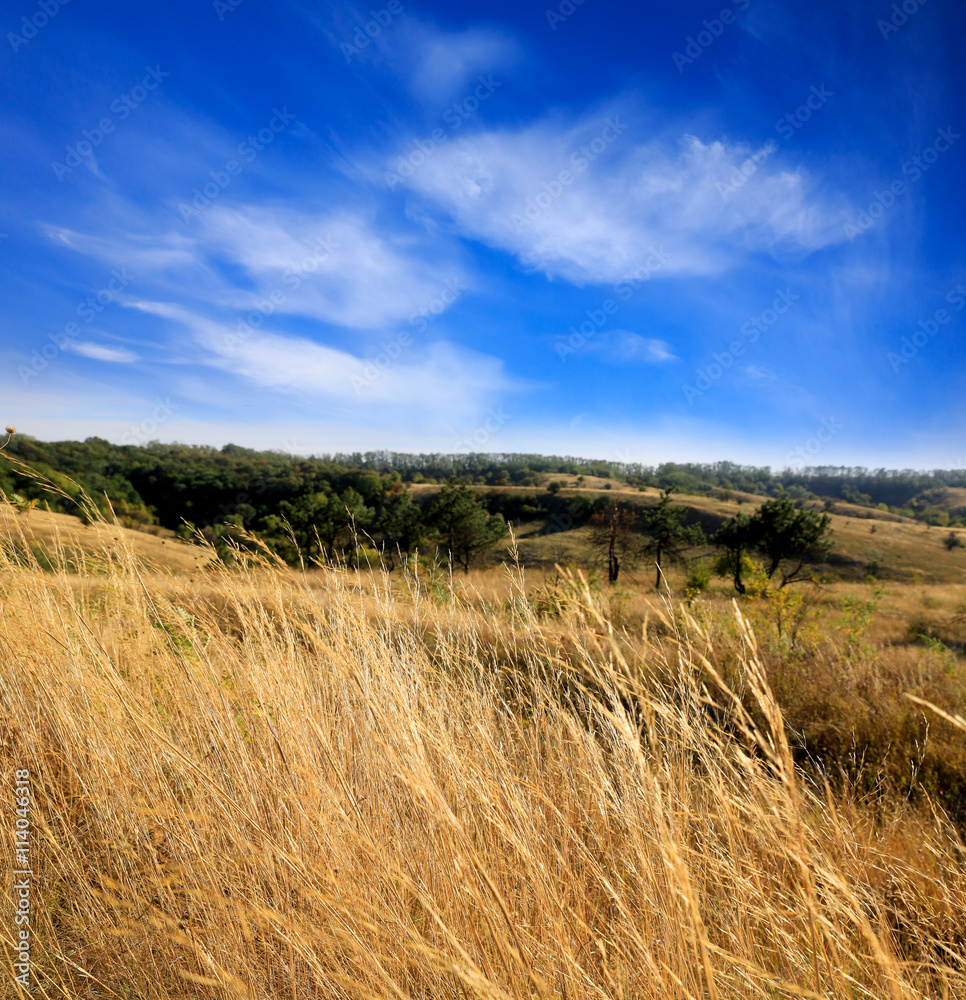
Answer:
[
  {"xmin": 714, "ymin": 496, "xmax": 832, "ymax": 591},
  {"xmin": 639, "ymin": 488, "xmax": 705, "ymax": 588},
  {"xmin": 425, "ymin": 482, "xmax": 508, "ymax": 572}
]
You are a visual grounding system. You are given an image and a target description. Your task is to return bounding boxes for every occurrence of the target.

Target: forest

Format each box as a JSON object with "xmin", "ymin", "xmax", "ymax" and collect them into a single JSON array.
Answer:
[{"xmin": 2, "ymin": 438, "xmax": 963, "ymax": 553}]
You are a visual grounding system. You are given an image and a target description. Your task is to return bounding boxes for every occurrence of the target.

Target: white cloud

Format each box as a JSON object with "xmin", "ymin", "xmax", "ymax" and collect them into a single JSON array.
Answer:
[
  {"xmin": 400, "ymin": 112, "xmax": 853, "ymax": 285},
  {"xmin": 47, "ymin": 204, "xmax": 472, "ymax": 332},
  {"xmin": 204, "ymin": 331, "xmax": 513, "ymax": 412},
  {"xmin": 70, "ymin": 342, "xmax": 140, "ymax": 363},
  {"xmin": 44, "ymin": 225, "xmax": 199, "ymax": 271},
  {"xmin": 587, "ymin": 331, "xmax": 676, "ymax": 363},
  {"xmin": 197, "ymin": 206, "xmax": 471, "ymax": 329},
  {"xmin": 127, "ymin": 301, "xmax": 515, "ymax": 419}
]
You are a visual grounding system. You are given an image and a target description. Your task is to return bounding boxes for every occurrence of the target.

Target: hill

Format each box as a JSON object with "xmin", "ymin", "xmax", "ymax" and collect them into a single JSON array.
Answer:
[{"xmin": 4, "ymin": 462, "xmax": 964, "ymax": 588}]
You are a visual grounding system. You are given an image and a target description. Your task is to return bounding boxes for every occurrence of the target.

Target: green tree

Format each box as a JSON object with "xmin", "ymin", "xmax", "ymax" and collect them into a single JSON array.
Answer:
[
  {"xmin": 640, "ymin": 488, "xmax": 704, "ymax": 588},
  {"xmin": 281, "ymin": 488, "xmax": 373, "ymax": 561},
  {"xmin": 377, "ymin": 491, "xmax": 425, "ymax": 567},
  {"xmin": 714, "ymin": 497, "xmax": 832, "ymax": 592},
  {"xmin": 713, "ymin": 512, "xmax": 756, "ymax": 594},
  {"xmin": 753, "ymin": 496, "xmax": 832, "ymax": 586},
  {"xmin": 426, "ymin": 482, "xmax": 507, "ymax": 572}
]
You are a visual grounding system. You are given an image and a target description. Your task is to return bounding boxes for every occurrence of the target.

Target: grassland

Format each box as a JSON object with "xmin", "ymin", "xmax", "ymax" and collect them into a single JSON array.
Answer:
[{"xmin": 2, "ymin": 495, "xmax": 966, "ymax": 999}]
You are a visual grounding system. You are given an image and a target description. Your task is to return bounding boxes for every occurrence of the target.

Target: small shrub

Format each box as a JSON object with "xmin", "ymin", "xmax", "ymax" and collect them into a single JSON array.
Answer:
[
  {"xmin": 907, "ymin": 610, "xmax": 940, "ymax": 643},
  {"xmin": 684, "ymin": 560, "xmax": 712, "ymax": 594}
]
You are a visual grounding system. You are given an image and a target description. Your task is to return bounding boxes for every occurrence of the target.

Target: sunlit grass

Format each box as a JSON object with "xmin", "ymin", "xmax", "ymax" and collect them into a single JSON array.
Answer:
[{"xmin": 1, "ymin": 503, "xmax": 965, "ymax": 998}]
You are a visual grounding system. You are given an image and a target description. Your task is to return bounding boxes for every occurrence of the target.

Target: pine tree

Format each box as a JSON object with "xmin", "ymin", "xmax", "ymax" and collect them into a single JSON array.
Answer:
[
  {"xmin": 640, "ymin": 488, "xmax": 704, "ymax": 588},
  {"xmin": 426, "ymin": 481, "xmax": 507, "ymax": 572}
]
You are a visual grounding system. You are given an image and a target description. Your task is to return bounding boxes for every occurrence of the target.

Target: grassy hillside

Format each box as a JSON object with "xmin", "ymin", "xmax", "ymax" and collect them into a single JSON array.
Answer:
[
  {"xmin": 2, "ymin": 501, "xmax": 965, "ymax": 998},
  {"xmin": 409, "ymin": 477, "xmax": 966, "ymax": 586},
  {"xmin": 8, "ymin": 466, "xmax": 966, "ymax": 588}
]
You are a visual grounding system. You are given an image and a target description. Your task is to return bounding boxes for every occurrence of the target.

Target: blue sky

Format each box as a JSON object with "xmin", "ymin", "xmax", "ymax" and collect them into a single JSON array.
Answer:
[{"xmin": 1, "ymin": 0, "xmax": 964, "ymax": 467}]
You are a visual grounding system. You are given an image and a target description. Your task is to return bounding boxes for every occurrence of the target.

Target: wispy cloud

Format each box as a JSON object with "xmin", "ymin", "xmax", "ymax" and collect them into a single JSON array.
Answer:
[
  {"xmin": 585, "ymin": 330, "xmax": 676, "ymax": 363},
  {"xmin": 70, "ymin": 342, "xmax": 140, "ymax": 363},
  {"xmin": 197, "ymin": 206, "xmax": 472, "ymax": 329},
  {"xmin": 404, "ymin": 24, "xmax": 522, "ymax": 103},
  {"xmin": 127, "ymin": 300, "xmax": 515, "ymax": 419},
  {"xmin": 323, "ymin": 10, "xmax": 522, "ymax": 105},
  {"xmin": 401, "ymin": 111, "xmax": 852, "ymax": 285},
  {"xmin": 45, "ymin": 202, "xmax": 473, "ymax": 332}
]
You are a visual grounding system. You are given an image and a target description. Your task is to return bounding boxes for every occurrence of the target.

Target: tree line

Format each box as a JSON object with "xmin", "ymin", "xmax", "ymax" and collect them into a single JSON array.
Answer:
[
  {"xmin": 588, "ymin": 489, "xmax": 832, "ymax": 589},
  {"xmin": 0, "ymin": 435, "xmax": 852, "ymax": 579}
]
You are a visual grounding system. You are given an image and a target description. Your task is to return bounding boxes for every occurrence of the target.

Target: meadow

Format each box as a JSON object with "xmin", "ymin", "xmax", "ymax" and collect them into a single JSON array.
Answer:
[{"xmin": 2, "ymin": 500, "xmax": 966, "ymax": 999}]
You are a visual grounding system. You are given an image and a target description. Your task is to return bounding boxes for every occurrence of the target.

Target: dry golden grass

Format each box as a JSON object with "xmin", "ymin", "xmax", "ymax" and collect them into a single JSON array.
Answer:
[
  {"xmin": 2, "ymin": 506, "xmax": 966, "ymax": 999},
  {"xmin": 1, "ymin": 504, "xmax": 203, "ymax": 574}
]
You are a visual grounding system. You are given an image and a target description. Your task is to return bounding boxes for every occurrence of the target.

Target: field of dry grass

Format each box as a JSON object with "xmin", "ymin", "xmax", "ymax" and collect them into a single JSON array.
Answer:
[{"xmin": 2, "ymin": 501, "xmax": 966, "ymax": 999}]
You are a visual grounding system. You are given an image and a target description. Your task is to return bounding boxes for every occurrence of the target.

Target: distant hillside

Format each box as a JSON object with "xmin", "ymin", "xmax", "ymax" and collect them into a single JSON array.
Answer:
[
  {"xmin": 3, "ymin": 435, "xmax": 964, "ymax": 583},
  {"xmin": 1, "ymin": 434, "xmax": 964, "ymax": 562}
]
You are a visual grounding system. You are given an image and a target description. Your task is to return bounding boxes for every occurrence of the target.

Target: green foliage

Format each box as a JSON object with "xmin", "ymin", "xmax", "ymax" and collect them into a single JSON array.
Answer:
[
  {"xmin": 3, "ymin": 436, "xmax": 963, "ymax": 576},
  {"xmin": 745, "ymin": 586, "xmax": 820, "ymax": 651},
  {"xmin": 425, "ymin": 481, "xmax": 507, "ymax": 572},
  {"xmin": 376, "ymin": 491, "xmax": 425, "ymax": 566},
  {"xmin": 639, "ymin": 488, "xmax": 704, "ymax": 588},
  {"xmin": 837, "ymin": 587, "xmax": 883, "ymax": 656},
  {"xmin": 753, "ymin": 496, "xmax": 833, "ymax": 585},
  {"xmin": 684, "ymin": 560, "xmax": 712, "ymax": 594},
  {"xmin": 280, "ymin": 487, "xmax": 374, "ymax": 562},
  {"xmin": 713, "ymin": 513, "xmax": 756, "ymax": 594},
  {"xmin": 714, "ymin": 497, "xmax": 832, "ymax": 592}
]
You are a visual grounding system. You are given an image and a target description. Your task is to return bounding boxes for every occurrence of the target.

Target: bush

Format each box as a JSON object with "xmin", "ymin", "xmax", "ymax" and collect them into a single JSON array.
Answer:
[{"xmin": 684, "ymin": 560, "xmax": 712, "ymax": 593}]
